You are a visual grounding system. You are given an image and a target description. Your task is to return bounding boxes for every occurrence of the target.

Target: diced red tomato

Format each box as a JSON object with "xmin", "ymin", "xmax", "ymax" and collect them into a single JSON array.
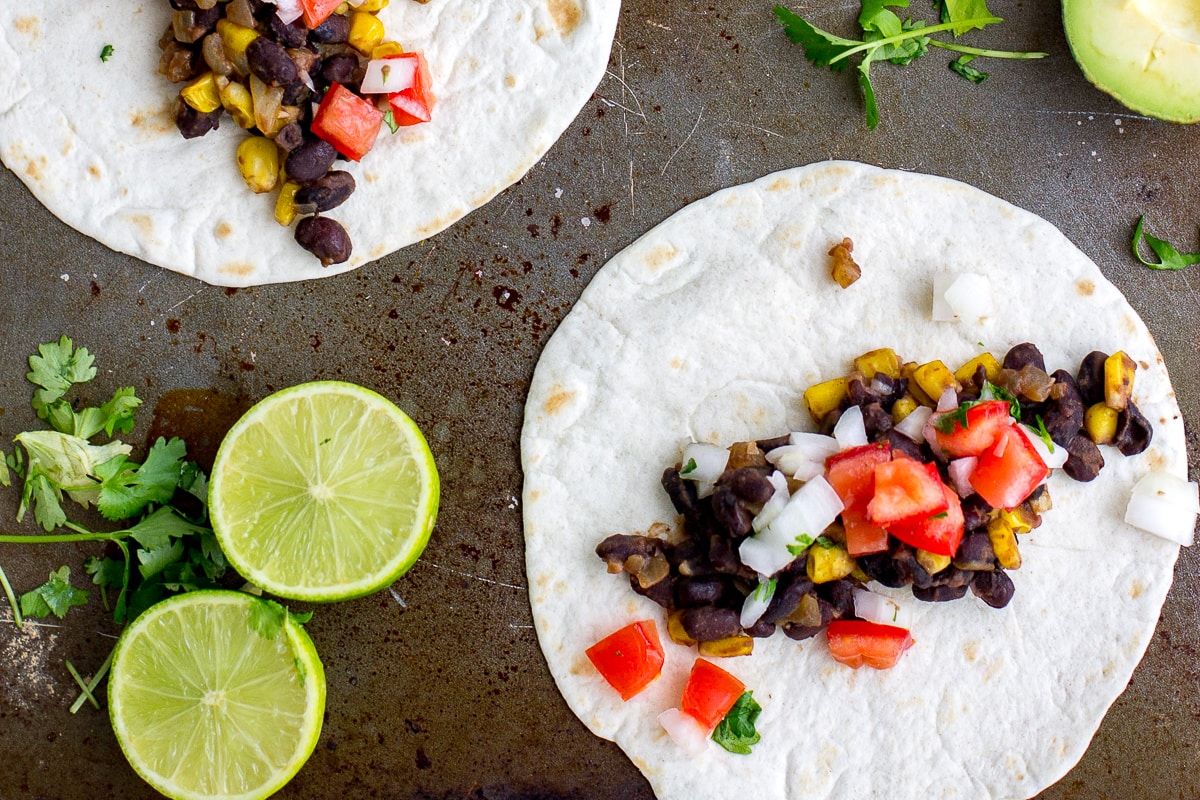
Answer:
[
  {"xmin": 299, "ymin": 0, "xmax": 342, "ymax": 29},
  {"xmin": 969, "ymin": 425, "xmax": 1050, "ymax": 510},
  {"xmin": 679, "ymin": 659, "xmax": 745, "ymax": 733},
  {"xmin": 934, "ymin": 400, "xmax": 1013, "ymax": 458},
  {"xmin": 585, "ymin": 620, "xmax": 665, "ymax": 701},
  {"xmin": 386, "ymin": 52, "xmax": 434, "ymax": 126},
  {"xmin": 827, "ymin": 443, "xmax": 892, "ymax": 556},
  {"xmin": 888, "ymin": 482, "xmax": 965, "ymax": 557},
  {"xmin": 867, "ymin": 459, "xmax": 949, "ymax": 527},
  {"xmin": 311, "ymin": 83, "xmax": 384, "ymax": 161},
  {"xmin": 826, "ymin": 620, "xmax": 915, "ymax": 669}
]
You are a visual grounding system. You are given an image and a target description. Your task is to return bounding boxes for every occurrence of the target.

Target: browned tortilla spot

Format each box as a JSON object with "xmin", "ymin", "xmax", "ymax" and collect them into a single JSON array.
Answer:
[
  {"xmin": 768, "ymin": 177, "xmax": 791, "ymax": 192},
  {"xmin": 129, "ymin": 214, "xmax": 154, "ymax": 236},
  {"xmin": 130, "ymin": 106, "xmax": 174, "ymax": 135},
  {"xmin": 1130, "ymin": 580, "xmax": 1145, "ymax": 599},
  {"xmin": 549, "ymin": 0, "xmax": 583, "ymax": 35},
  {"xmin": 88, "ymin": 165, "xmax": 101, "ymax": 179},
  {"xmin": 505, "ymin": 75, "xmax": 517, "ymax": 88},
  {"xmin": 416, "ymin": 208, "xmax": 465, "ymax": 238},
  {"xmin": 1076, "ymin": 278, "xmax": 1095, "ymax": 296},
  {"xmin": 23, "ymin": 155, "xmax": 47, "ymax": 183},
  {"xmin": 14, "ymin": 16, "xmax": 40, "ymax": 39},
  {"xmin": 643, "ymin": 243, "xmax": 678, "ymax": 272},
  {"xmin": 670, "ymin": 357, "xmax": 683, "ymax": 369},
  {"xmin": 220, "ymin": 262, "xmax": 256, "ymax": 277},
  {"xmin": 543, "ymin": 387, "xmax": 575, "ymax": 416},
  {"xmin": 528, "ymin": 490, "xmax": 540, "ymax": 502},
  {"xmin": 215, "ymin": 222, "xmax": 233, "ymax": 239},
  {"xmin": 963, "ymin": 640, "xmax": 979, "ymax": 661}
]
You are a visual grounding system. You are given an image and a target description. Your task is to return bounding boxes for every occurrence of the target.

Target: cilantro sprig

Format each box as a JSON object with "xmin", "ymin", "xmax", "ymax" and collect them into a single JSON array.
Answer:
[
  {"xmin": 1131, "ymin": 215, "xmax": 1200, "ymax": 271},
  {"xmin": 773, "ymin": 0, "xmax": 1046, "ymax": 129},
  {"xmin": 712, "ymin": 691, "xmax": 763, "ymax": 754},
  {"xmin": 1, "ymin": 337, "xmax": 227, "ymax": 627}
]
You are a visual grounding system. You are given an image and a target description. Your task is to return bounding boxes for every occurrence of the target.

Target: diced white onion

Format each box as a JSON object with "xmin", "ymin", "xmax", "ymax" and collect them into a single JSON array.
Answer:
[
  {"xmin": 833, "ymin": 405, "xmax": 869, "ymax": 449},
  {"xmin": 740, "ymin": 577, "xmax": 776, "ymax": 628},
  {"xmin": 852, "ymin": 587, "xmax": 914, "ymax": 629},
  {"xmin": 268, "ymin": 0, "xmax": 303, "ymax": 25},
  {"xmin": 894, "ymin": 405, "xmax": 932, "ymax": 443},
  {"xmin": 936, "ymin": 387, "xmax": 959, "ymax": 412},
  {"xmin": 751, "ymin": 471, "xmax": 791, "ymax": 533},
  {"xmin": 922, "ymin": 413, "xmax": 949, "ymax": 460},
  {"xmin": 360, "ymin": 56, "xmax": 418, "ymax": 95},
  {"xmin": 1015, "ymin": 423, "xmax": 1067, "ymax": 469},
  {"xmin": 766, "ymin": 433, "xmax": 838, "ymax": 481},
  {"xmin": 763, "ymin": 476, "xmax": 844, "ymax": 549},
  {"xmin": 948, "ymin": 457, "xmax": 978, "ymax": 498},
  {"xmin": 870, "ymin": 376, "xmax": 893, "ymax": 396},
  {"xmin": 738, "ymin": 534, "xmax": 794, "ymax": 578},
  {"xmin": 1124, "ymin": 471, "xmax": 1199, "ymax": 546},
  {"xmin": 658, "ymin": 708, "xmax": 710, "ymax": 755},
  {"xmin": 680, "ymin": 442, "xmax": 729, "ymax": 499},
  {"xmin": 932, "ymin": 273, "xmax": 993, "ymax": 322}
]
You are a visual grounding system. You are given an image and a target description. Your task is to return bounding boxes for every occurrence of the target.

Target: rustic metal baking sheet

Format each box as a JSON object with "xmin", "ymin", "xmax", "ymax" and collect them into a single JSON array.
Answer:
[{"xmin": 2, "ymin": 2, "xmax": 1198, "ymax": 798}]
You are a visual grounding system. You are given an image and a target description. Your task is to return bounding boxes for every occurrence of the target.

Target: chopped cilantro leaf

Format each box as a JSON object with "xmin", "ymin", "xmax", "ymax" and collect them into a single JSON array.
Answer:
[
  {"xmin": 19, "ymin": 566, "xmax": 89, "ymax": 619},
  {"xmin": 27, "ymin": 336, "xmax": 97, "ymax": 420},
  {"xmin": 935, "ymin": 402, "xmax": 971, "ymax": 434},
  {"xmin": 815, "ymin": 535, "xmax": 836, "ymax": 549},
  {"xmin": 96, "ymin": 437, "xmax": 188, "ymax": 521},
  {"xmin": 100, "ymin": 44, "xmax": 114, "ymax": 62},
  {"xmin": 1034, "ymin": 415, "xmax": 1055, "ymax": 453},
  {"xmin": 712, "ymin": 691, "xmax": 763, "ymax": 754},
  {"xmin": 979, "ymin": 380, "xmax": 1020, "ymax": 419},
  {"xmin": 1132, "ymin": 215, "xmax": 1200, "ymax": 271},
  {"xmin": 383, "ymin": 109, "xmax": 400, "ymax": 134},
  {"xmin": 679, "ymin": 457, "xmax": 698, "ymax": 477},
  {"xmin": 949, "ymin": 54, "xmax": 988, "ymax": 82},
  {"xmin": 787, "ymin": 533, "xmax": 814, "ymax": 556}
]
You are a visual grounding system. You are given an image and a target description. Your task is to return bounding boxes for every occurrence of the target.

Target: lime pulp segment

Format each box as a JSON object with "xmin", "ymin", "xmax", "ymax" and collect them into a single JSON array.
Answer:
[
  {"xmin": 108, "ymin": 590, "xmax": 325, "ymax": 800},
  {"xmin": 209, "ymin": 381, "xmax": 439, "ymax": 601}
]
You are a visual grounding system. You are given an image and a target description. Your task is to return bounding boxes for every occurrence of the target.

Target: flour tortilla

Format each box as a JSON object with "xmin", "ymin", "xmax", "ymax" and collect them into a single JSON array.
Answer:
[
  {"xmin": 521, "ymin": 161, "xmax": 1187, "ymax": 799},
  {"xmin": 0, "ymin": 0, "xmax": 618, "ymax": 286}
]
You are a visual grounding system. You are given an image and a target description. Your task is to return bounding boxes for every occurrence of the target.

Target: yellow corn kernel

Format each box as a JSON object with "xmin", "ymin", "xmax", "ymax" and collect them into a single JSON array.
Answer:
[
  {"xmin": 913, "ymin": 360, "xmax": 961, "ymax": 405},
  {"xmin": 219, "ymin": 79, "xmax": 255, "ymax": 128},
  {"xmin": 216, "ymin": 19, "xmax": 258, "ymax": 76},
  {"xmin": 355, "ymin": 0, "xmax": 390, "ymax": 11},
  {"xmin": 698, "ymin": 635, "xmax": 754, "ymax": 658},
  {"xmin": 916, "ymin": 549, "xmax": 951, "ymax": 575},
  {"xmin": 348, "ymin": 11, "xmax": 385, "ymax": 54},
  {"xmin": 371, "ymin": 40, "xmax": 404, "ymax": 58},
  {"xmin": 891, "ymin": 394, "xmax": 919, "ymax": 424},
  {"xmin": 1103, "ymin": 351, "xmax": 1136, "ymax": 411},
  {"xmin": 901, "ymin": 362, "xmax": 934, "ymax": 406},
  {"xmin": 335, "ymin": 2, "xmax": 350, "ymax": 12},
  {"xmin": 853, "ymin": 348, "xmax": 901, "ymax": 379},
  {"xmin": 666, "ymin": 610, "xmax": 696, "ymax": 647},
  {"xmin": 1083, "ymin": 402, "xmax": 1118, "ymax": 445},
  {"xmin": 180, "ymin": 72, "xmax": 221, "ymax": 113},
  {"xmin": 986, "ymin": 517, "xmax": 1022, "ymax": 570},
  {"xmin": 954, "ymin": 352, "xmax": 1002, "ymax": 385},
  {"xmin": 236, "ymin": 136, "xmax": 280, "ymax": 193},
  {"xmin": 803, "ymin": 377, "xmax": 848, "ymax": 423},
  {"xmin": 806, "ymin": 541, "xmax": 856, "ymax": 584},
  {"xmin": 999, "ymin": 507, "xmax": 1036, "ymax": 534}
]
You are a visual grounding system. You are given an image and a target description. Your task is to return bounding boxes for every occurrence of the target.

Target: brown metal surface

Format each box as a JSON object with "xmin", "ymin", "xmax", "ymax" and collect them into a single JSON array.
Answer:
[{"xmin": 2, "ymin": 2, "xmax": 1198, "ymax": 798}]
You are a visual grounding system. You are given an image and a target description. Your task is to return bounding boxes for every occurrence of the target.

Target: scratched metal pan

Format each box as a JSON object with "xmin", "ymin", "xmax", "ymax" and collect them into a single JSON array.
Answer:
[{"xmin": 1, "ymin": 1, "xmax": 1197, "ymax": 798}]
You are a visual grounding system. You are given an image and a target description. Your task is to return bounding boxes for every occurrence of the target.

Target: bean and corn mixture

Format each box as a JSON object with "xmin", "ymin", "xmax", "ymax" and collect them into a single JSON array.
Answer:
[
  {"xmin": 597, "ymin": 342, "xmax": 1152, "ymax": 659},
  {"xmin": 158, "ymin": 0, "xmax": 431, "ymax": 265}
]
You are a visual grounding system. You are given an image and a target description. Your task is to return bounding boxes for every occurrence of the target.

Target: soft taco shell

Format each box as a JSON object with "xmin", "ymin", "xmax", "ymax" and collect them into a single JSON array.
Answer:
[
  {"xmin": 521, "ymin": 161, "xmax": 1187, "ymax": 799},
  {"xmin": 0, "ymin": 0, "xmax": 618, "ymax": 286}
]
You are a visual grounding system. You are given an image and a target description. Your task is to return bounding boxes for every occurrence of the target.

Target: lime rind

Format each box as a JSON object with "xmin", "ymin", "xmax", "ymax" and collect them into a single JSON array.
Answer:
[
  {"xmin": 209, "ymin": 381, "xmax": 439, "ymax": 602},
  {"xmin": 109, "ymin": 590, "xmax": 325, "ymax": 800}
]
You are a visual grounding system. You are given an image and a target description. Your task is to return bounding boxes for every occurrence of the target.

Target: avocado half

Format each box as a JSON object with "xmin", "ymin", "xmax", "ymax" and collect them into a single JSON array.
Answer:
[{"xmin": 1063, "ymin": 0, "xmax": 1200, "ymax": 123}]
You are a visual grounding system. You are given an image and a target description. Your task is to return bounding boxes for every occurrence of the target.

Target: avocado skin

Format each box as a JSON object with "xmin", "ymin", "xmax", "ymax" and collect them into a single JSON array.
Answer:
[{"xmin": 1063, "ymin": 0, "xmax": 1200, "ymax": 123}]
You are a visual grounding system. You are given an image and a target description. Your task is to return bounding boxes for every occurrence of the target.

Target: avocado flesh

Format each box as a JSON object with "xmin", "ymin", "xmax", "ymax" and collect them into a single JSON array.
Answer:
[{"xmin": 1063, "ymin": 0, "xmax": 1200, "ymax": 123}]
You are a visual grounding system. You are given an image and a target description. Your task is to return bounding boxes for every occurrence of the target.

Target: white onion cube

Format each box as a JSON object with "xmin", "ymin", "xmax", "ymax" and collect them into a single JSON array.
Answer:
[
  {"xmin": 361, "ymin": 57, "xmax": 418, "ymax": 95},
  {"xmin": 659, "ymin": 708, "xmax": 709, "ymax": 755},
  {"xmin": 1125, "ymin": 471, "xmax": 1199, "ymax": 546},
  {"xmin": 833, "ymin": 405, "xmax": 869, "ymax": 449},
  {"xmin": 679, "ymin": 442, "xmax": 729, "ymax": 499}
]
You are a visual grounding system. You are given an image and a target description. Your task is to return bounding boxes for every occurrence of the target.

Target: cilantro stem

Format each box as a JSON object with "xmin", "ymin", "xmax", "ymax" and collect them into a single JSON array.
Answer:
[
  {"xmin": 69, "ymin": 648, "xmax": 113, "ymax": 714},
  {"xmin": 827, "ymin": 17, "xmax": 1002, "ymax": 65},
  {"xmin": 0, "ymin": 560, "xmax": 23, "ymax": 629},
  {"xmin": 929, "ymin": 41, "xmax": 1047, "ymax": 59},
  {"xmin": 0, "ymin": 531, "xmax": 119, "ymax": 544},
  {"xmin": 65, "ymin": 659, "xmax": 100, "ymax": 710}
]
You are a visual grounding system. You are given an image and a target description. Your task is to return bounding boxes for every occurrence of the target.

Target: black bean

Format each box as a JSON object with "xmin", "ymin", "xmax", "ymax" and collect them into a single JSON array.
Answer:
[
  {"xmin": 680, "ymin": 607, "xmax": 741, "ymax": 641},
  {"xmin": 710, "ymin": 487, "xmax": 752, "ymax": 539},
  {"xmin": 595, "ymin": 534, "xmax": 660, "ymax": 571},
  {"xmin": 862, "ymin": 402, "xmax": 893, "ymax": 440},
  {"xmin": 294, "ymin": 216, "xmax": 352, "ymax": 267},
  {"xmin": 724, "ymin": 467, "xmax": 775, "ymax": 504},
  {"xmin": 885, "ymin": 429, "xmax": 925, "ymax": 462},
  {"xmin": 281, "ymin": 81, "xmax": 312, "ymax": 106},
  {"xmin": 706, "ymin": 535, "xmax": 748, "ymax": 577},
  {"xmin": 321, "ymin": 53, "xmax": 360, "ymax": 86},
  {"xmin": 932, "ymin": 566, "xmax": 976, "ymax": 588},
  {"xmin": 1115, "ymin": 401, "xmax": 1153, "ymax": 456},
  {"xmin": 756, "ymin": 434, "xmax": 790, "ymax": 452},
  {"xmin": 745, "ymin": 619, "xmax": 776, "ymax": 638},
  {"xmin": 295, "ymin": 171, "xmax": 356, "ymax": 213},
  {"xmin": 273, "ymin": 121, "xmax": 304, "ymax": 151},
  {"xmin": 953, "ymin": 532, "xmax": 995, "ymax": 571},
  {"xmin": 817, "ymin": 578, "xmax": 856, "ymax": 618},
  {"xmin": 960, "ymin": 494, "xmax": 992, "ymax": 532},
  {"xmin": 268, "ymin": 14, "xmax": 309, "ymax": 47},
  {"xmin": 855, "ymin": 551, "xmax": 908, "ymax": 588},
  {"xmin": 912, "ymin": 583, "xmax": 970, "ymax": 602},
  {"xmin": 1042, "ymin": 369, "xmax": 1085, "ymax": 446},
  {"xmin": 676, "ymin": 577, "xmax": 728, "ymax": 608},
  {"xmin": 848, "ymin": 377, "xmax": 880, "ymax": 406},
  {"xmin": 1002, "ymin": 342, "xmax": 1046, "ymax": 373},
  {"xmin": 285, "ymin": 138, "xmax": 338, "ymax": 183},
  {"xmin": 309, "ymin": 13, "xmax": 350, "ymax": 43},
  {"xmin": 892, "ymin": 543, "xmax": 932, "ymax": 589},
  {"xmin": 762, "ymin": 574, "xmax": 815, "ymax": 624},
  {"xmin": 630, "ymin": 573, "xmax": 675, "ymax": 609},
  {"xmin": 1076, "ymin": 351, "xmax": 1109, "ymax": 406},
  {"xmin": 175, "ymin": 102, "xmax": 221, "ymax": 139},
  {"xmin": 247, "ymin": 37, "xmax": 298, "ymax": 87},
  {"xmin": 970, "ymin": 570, "xmax": 1015, "ymax": 609},
  {"xmin": 1062, "ymin": 432, "xmax": 1104, "ymax": 482}
]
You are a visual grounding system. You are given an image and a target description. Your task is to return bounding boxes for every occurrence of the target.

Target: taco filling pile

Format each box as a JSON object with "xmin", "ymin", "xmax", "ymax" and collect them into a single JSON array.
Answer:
[
  {"xmin": 595, "ymin": 343, "xmax": 1157, "ymax": 678},
  {"xmin": 159, "ymin": 0, "xmax": 432, "ymax": 266}
]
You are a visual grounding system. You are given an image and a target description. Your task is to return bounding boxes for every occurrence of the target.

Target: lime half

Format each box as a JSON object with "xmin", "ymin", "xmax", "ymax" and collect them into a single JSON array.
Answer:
[
  {"xmin": 109, "ymin": 590, "xmax": 325, "ymax": 800},
  {"xmin": 209, "ymin": 381, "xmax": 439, "ymax": 601}
]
